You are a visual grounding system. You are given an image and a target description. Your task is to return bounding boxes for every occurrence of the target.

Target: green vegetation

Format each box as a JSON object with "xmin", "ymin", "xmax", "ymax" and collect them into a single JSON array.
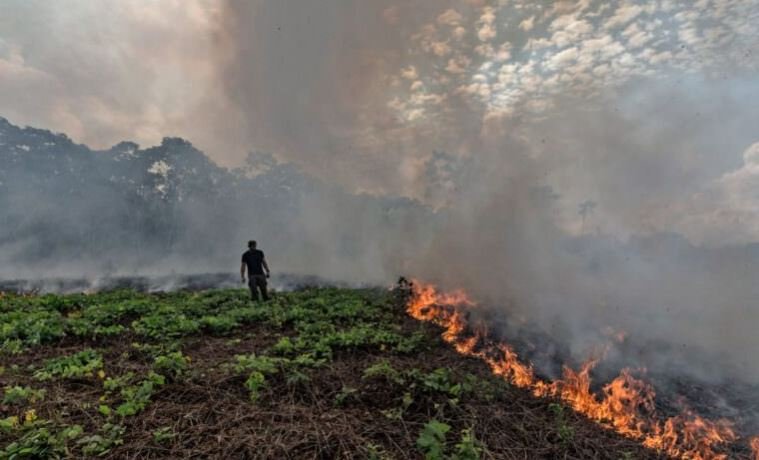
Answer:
[
  {"xmin": 549, "ymin": 403, "xmax": 575, "ymax": 444},
  {"xmin": 3, "ymin": 386, "xmax": 45, "ymax": 405},
  {"xmin": 33, "ymin": 349, "xmax": 103, "ymax": 381},
  {"xmin": 415, "ymin": 419, "xmax": 482, "ymax": 460},
  {"xmin": 0, "ymin": 287, "xmax": 659, "ymax": 458}
]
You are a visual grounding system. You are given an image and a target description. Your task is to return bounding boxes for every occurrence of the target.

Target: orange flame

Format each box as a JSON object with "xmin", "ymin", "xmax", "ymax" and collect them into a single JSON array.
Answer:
[
  {"xmin": 751, "ymin": 436, "xmax": 759, "ymax": 460},
  {"xmin": 406, "ymin": 280, "xmax": 740, "ymax": 460}
]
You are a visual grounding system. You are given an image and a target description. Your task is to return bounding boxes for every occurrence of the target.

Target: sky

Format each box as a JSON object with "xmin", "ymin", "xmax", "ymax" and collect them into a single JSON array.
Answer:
[{"xmin": 1, "ymin": 0, "xmax": 758, "ymax": 245}]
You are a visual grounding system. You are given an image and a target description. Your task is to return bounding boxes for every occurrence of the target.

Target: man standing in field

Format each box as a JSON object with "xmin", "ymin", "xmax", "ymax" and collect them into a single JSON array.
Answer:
[{"xmin": 241, "ymin": 240, "xmax": 271, "ymax": 302}]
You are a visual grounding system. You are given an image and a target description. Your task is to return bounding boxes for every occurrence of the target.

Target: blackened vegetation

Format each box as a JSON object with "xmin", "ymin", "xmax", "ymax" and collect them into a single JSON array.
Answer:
[{"xmin": 0, "ymin": 287, "xmax": 661, "ymax": 459}]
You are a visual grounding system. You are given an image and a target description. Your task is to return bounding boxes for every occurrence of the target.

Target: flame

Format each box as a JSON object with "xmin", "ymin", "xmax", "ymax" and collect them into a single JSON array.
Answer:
[
  {"xmin": 406, "ymin": 280, "xmax": 741, "ymax": 460},
  {"xmin": 751, "ymin": 436, "xmax": 759, "ymax": 460}
]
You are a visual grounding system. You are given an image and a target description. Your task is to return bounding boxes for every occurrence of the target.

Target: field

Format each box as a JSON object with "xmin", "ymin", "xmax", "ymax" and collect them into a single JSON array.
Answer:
[{"xmin": 0, "ymin": 287, "xmax": 661, "ymax": 459}]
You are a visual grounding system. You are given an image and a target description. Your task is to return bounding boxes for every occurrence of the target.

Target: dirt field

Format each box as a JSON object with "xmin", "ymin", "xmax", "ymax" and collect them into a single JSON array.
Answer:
[{"xmin": 0, "ymin": 287, "xmax": 662, "ymax": 459}]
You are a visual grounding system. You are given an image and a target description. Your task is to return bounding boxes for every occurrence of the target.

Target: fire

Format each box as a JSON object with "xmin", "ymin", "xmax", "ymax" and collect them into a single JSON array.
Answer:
[
  {"xmin": 750, "ymin": 436, "xmax": 759, "ymax": 460},
  {"xmin": 405, "ymin": 280, "xmax": 743, "ymax": 459}
]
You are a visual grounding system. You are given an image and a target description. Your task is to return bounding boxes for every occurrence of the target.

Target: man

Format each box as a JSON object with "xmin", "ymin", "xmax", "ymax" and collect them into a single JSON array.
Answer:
[{"xmin": 241, "ymin": 240, "xmax": 271, "ymax": 301}]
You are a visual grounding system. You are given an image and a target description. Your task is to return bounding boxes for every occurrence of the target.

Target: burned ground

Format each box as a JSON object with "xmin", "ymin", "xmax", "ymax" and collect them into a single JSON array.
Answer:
[{"xmin": 2, "ymin": 287, "xmax": 668, "ymax": 459}]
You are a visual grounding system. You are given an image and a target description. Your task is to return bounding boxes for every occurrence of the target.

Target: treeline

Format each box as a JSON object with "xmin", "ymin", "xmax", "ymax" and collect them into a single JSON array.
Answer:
[{"xmin": 0, "ymin": 117, "xmax": 430, "ymax": 280}]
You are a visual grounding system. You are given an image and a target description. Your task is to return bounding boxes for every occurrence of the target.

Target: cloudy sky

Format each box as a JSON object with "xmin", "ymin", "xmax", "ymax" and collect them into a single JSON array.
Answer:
[
  {"xmin": 1, "ymin": 0, "xmax": 758, "ymax": 244},
  {"xmin": 0, "ymin": 0, "xmax": 224, "ymax": 153}
]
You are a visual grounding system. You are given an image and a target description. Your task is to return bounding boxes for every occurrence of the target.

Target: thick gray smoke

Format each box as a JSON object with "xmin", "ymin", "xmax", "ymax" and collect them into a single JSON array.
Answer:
[{"xmin": 214, "ymin": 0, "xmax": 759, "ymax": 384}]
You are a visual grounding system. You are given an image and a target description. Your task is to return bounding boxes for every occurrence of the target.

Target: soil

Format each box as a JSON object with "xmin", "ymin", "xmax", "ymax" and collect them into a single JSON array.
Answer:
[{"xmin": 0, "ymin": 290, "xmax": 674, "ymax": 459}]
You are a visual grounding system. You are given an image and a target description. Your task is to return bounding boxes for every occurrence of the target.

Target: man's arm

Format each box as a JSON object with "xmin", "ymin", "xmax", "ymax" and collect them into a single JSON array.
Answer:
[
  {"xmin": 262, "ymin": 257, "xmax": 270, "ymax": 277},
  {"xmin": 240, "ymin": 262, "xmax": 247, "ymax": 282}
]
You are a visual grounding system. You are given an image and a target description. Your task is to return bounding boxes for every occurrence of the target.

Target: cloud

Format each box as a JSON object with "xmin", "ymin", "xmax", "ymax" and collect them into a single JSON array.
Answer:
[
  {"xmin": 476, "ymin": 6, "xmax": 497, "ymax": 41},
  {"xmin": 519, "ymin": 16, "xmax": 535, "ymax": 31},
  {"xmin": 437, "ymin": 9, "xmax": 463, "ymax": 26},
  {"xmin": 430, "ymin": 40, "xmax": 452, "ymax": 56},
  {"xmin": 544, "ymin": 46, "xmax": 579, "ymax": 70},
  {"xmin": 604, "ymin": 3, "xmax": 644, "ymax": 29},
  {"xmin": 621, "ymin": 22, "xmax": 653, "ymax": 48},
  {"xmin": 401, "ymin": 65, "xmax": 419, "ymax": 80},
  {"xmin": 0, "ymin": 0, "xmax": 231, "ymax": 162},
  {"xmin": 720, "ymin": 142, "xmax": 759, "ymax": 209},
  {"xmin": 445, "ymin": 55, "xmax": 471, "ymax": 74}
]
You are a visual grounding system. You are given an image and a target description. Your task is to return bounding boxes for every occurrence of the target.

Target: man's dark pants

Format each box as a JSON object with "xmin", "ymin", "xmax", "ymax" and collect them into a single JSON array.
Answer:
[{"xmin": 248, "ymin": 275, "xmax": 269, "ymax": 302}]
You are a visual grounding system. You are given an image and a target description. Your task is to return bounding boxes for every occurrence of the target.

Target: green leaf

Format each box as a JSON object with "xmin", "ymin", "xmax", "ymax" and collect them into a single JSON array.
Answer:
[{"xmin": 417, "ymin": 419, "xmax": 451, "ymax": 460}]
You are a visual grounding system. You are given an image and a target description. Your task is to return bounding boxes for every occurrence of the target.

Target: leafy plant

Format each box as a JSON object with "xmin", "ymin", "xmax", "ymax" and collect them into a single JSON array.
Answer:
[
  {"xmin": 2, "ymin": 422, "xmax": 83, "ymax": 459},
  {"xmin": 285, "ymin": 368, "xmax": 310, "ymax": 386},
  {"xmin": 231, "ymin": 354, "xmax": 283, "ymax": 375},
  {"xmin": 290, "ymin": 353, "xmax": 326, "ymax": 368},
  {"xmin": 0, "ymin": 310, "xmax": 66, "ymax": 347},
  {"xmin": 115, "ymin": 372, "xmax": 165, "ymax": 417},
  {"xmin": 103, "ymin": 372, "xmax": 136, "ymax": 392},
  {"xmin": 3, "ymin": 385, "xmax": 46, "ymax": 405},
  {"xmin": 131, "ymin": 309, "xmax": 200, "ymax": 339},
  {"xmin": 34, "ymin": 349, "xmax": 103, "ymax": 381},
  {"xmin": 1, "ymin": 338, "xmax": 25, "ymax": 355},
  {"xmin": 200, "ymin": 314, "xmax": 239, "ymax": 334},
  {"xmin": 153, "ymin": 351, "xmax": 190, "ymax": 378},
  {"xmin": 549, "ymin": 403, "xmax": 574, "ymax": 443},
  {"xmin": 271, "ymin": 336, "xmax": 296, "ymax": 355},
  {"xmin": 77, "ymin": 423, "xmax": 125, "ymax": 456},
  {"xmin": 417, "ymin": 419, "xmax": 451, "ymax": 460},
  {"xmin": 419, "ymin": 368, "xmax": 469, "ymax": 398},
  {"xmin": 362, "ymin": 360, "xmax": 403, "ymax": 384},
  {"xmin": 453, "ymin": 428, "xmax": 482, "ymax": 460},
  {"xmin": 334, "ymin": 386, "xmax": 358, "ymax": 406},
  {"xmin": 131, "ymin": 340, "xmax": 181, "ymax": 358},
  {"xmin": 244, "ymin": 372, "xmax": 267, "ymax": 402},
  {"xmin": 230, "ymin": 353, "xmax": 284, "ymax": 402},
  {"xmin": 0, "ymin": 416, "xmax": 20, "ymax": 433},
  {"xmin": 152, "ymin": 426, "xmax": 176, "ymax": 444},
  {"xmin": 396, "ymin": 331, "xmax": 429, "ymax": 353}
]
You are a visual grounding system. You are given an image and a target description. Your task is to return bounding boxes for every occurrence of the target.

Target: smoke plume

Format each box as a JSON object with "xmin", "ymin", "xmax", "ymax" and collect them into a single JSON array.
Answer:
[
  {"xmin": 213, "ymin": 0, "xmax": 759, "ymax": 383},
  {"xmin": 1, "ymin": 0, "xmax": 759, "ymax": 387}
]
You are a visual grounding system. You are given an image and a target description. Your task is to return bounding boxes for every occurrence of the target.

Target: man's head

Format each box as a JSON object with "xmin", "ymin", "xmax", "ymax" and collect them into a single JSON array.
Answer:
[{"xmin": 248, "ymin": 240, "xmax": 257, "ymax": 249}]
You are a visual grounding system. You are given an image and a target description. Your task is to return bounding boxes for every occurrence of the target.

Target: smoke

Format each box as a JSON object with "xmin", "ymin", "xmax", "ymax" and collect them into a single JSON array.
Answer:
[
  {"xmin": 2, "ymin": 0, "xmax": 759, "ymax": 387},
  {"xmin": 0, "ymin": 120, "xmax": 431, "ymax": 286},
  {"xmin": 214, "ymin": 0, "xmax": 759, "ymax": 384}
]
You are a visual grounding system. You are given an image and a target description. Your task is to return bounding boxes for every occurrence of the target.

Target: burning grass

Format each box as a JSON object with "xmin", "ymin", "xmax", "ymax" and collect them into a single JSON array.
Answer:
[
  {"xmin": 404, "ymin": 279, "xmax": 759, "ymax": 460},
  {"xmin": 0, "ymin": 286, "xmax": 662, "ymax": 458}
]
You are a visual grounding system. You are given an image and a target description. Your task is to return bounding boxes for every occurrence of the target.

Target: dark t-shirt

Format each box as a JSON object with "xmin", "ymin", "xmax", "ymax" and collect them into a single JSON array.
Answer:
[{"xmin": 242, "ymin": 249, "xmax": 266, "ymax": 275}]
